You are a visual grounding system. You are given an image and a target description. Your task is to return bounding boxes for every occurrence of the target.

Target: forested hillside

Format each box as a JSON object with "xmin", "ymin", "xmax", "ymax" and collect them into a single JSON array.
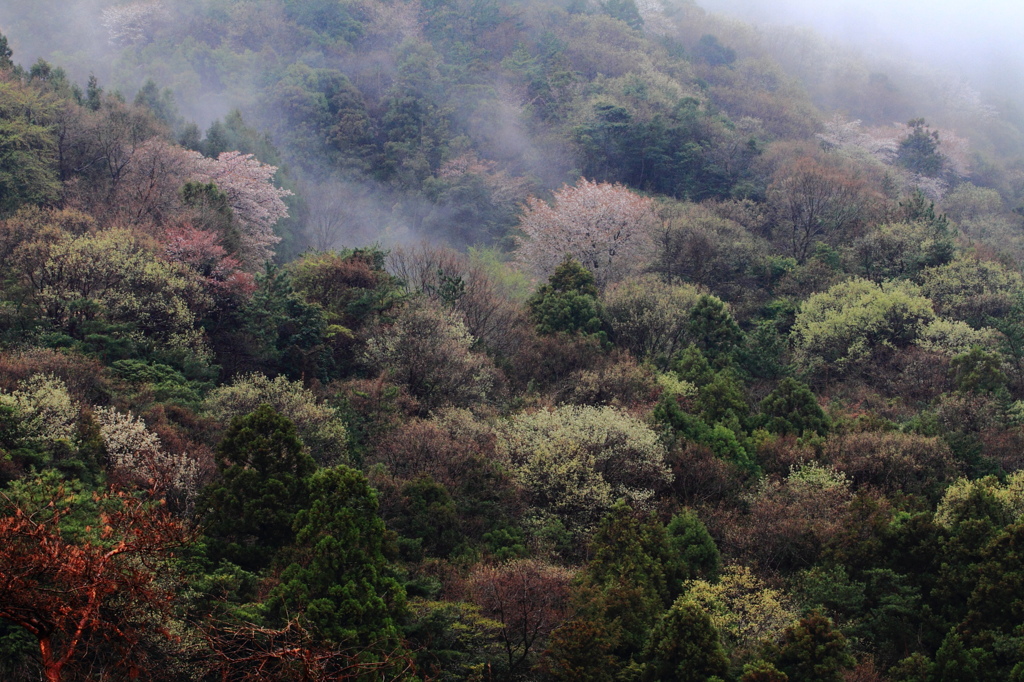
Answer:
[{"xmin": 3, "ymin": 0, "xmax": 1024, "ymax": 680}]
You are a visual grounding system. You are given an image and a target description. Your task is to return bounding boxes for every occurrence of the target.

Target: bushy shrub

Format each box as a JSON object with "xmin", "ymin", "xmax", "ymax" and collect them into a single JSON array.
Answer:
[
  {"xmin": 204, "ymin": 373, "xmax": 348, "ymax": 464},
  {"xmin": 364, "ymin": 299, "xmax": 501, "ymax": 413},
  {"xmin": 498, "ymin": 405, "xmax": 671, "ymax": 534},
  {"xmin": 791, "ymin": 278, "xmax": 935, "ymax": 376},
  {"xmin": 601, "ymin": 275, "xmax": 703, "ymax": 362}
]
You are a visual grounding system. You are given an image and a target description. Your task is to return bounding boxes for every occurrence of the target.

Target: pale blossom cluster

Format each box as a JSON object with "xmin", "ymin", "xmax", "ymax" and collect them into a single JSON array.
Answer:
[
  {"xmin": 117, "ymin": 140, "xmax": 290, "ymax": 269},
  {"xmin": 101, "ymin": 1, "xmax": 169, "ymax": 47},
  {"xmin": 816, "ymin": 115, "xmax": 898, "ymax": 165},
  {"xmin": 194, "ymin": 151, "xmax": 291, "ymax": 267},
  {"xmin": 438, "ymin": 153, "xmax": 531, "ymax": 206},
  {"xmin": 817, "ymin": 114, "xmax": 971, "ymax": 200},
  {"xmin": 516, "ymin": 178, "xmax": 658, "ymax": 288},
  {"xmin": 203, "ymin": 373, "xmax": 349, "ymax": 464},
  {"xmin": 939, "ymin": 78, "xmax": 999, "ymax": 121},
  {"xmin": 93, "ymin": 406, "xmax": 200, "ymax": 502},
  {"xmin": 363, "ymin": 0, "xmax": 423, "ymax": 43}
]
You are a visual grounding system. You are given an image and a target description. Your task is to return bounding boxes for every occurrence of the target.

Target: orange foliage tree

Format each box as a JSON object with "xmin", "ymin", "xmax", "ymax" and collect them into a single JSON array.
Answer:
[{"xmin": 0, "ymin": 478, "xmax": 191, "ymax": 682}]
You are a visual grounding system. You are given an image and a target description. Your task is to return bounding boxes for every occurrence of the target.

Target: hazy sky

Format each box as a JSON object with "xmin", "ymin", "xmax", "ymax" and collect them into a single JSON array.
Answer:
[{"xmin": 698, "ymin": 0, "xmax": 1024, "ymax": 93}]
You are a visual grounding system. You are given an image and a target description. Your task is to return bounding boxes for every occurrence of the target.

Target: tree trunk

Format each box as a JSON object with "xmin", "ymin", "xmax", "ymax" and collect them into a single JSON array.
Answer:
[{"xmin": 39, "ymin": 637, "xmax": 63, "ymax": 682}]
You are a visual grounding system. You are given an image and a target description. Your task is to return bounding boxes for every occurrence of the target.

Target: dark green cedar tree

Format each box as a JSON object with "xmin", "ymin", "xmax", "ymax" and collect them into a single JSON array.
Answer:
[
  {"xmin": 201, "ymin": 404, "xmax": 315, "ymax": 571},
  {"xmin": 528, "ymin": 256, "xmax": 605, "ymax": 338},
  {"xmin": 639, "ymin": 598, "xmax": 729, "ymax": 682},
  {"xmin": 760, "ymin": 377, "xmax": 830, "ymax": 437},
  {"xmin": 269, "ymin": 465, "xmax": 406, "ymax": 647}
]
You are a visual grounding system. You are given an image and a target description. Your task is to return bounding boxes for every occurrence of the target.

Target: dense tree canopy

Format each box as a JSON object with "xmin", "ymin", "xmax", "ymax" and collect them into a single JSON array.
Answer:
[{"xmin": 5, "ymin": 0, "xmax": 1024, "ymax": 678}]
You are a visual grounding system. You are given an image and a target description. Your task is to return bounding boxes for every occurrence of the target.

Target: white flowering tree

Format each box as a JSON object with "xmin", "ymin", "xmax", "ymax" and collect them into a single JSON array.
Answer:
[
  {"xmin": 111, "ymin": 140, "xmax": 290, "ymax": 269},
  {"xmin": 101, "ymin": 1, "xmax": 169, "ymax": 47},
  {"xmin": 363, "ymin": 300, "xmax": 499, "ymax": 413},
  {"xmin": 0, "ymin": 375, "xmax": 79, "ymax": 445},
  {"xmin": 497, "ymin": 405, "xmax": 671, "ymax": 534},
  {"xmin": 93, "ymin": 406, "xmax": 200, "ymax": 506},
  {"xmin": 193, "ymin": 151, "xmax": 290, "ymax": 267},
  {"xmin": 516, "ymin": 179, "xmax": 658, "ymax": 288}
]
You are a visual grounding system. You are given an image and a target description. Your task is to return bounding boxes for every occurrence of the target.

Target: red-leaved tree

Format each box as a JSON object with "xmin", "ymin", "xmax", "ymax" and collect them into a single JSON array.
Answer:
[
  {"xmin": 468, "ymin": 559, "xmax": 573, "ymax": 676},
  {"xmin": 0, "ymin": 479, "xmax": 191, "ymax": 682}
]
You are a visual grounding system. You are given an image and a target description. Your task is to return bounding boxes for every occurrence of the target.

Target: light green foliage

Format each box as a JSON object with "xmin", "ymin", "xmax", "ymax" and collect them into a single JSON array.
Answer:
[
  {"xmin": 109, "ymin": 359, "xmax": 205, "ymax": 406},
  {"xmin": 684, "ymin": 565, "xmax": 798, "ymax": 662},
  {"xmin": 498, "ymin": 405, "xmax": 671, "ymax": 534},
  {"xmin": 514, "ymin": 442, "xmax": 615, "ymax": 537},
  {"xmin": 740, "ymin": 660, "xmax": 789, "ymax": 681},
  {"xmin": 916, "ymin": 318, "xmax": 998, "ymax": 356},
  {"xmin": 791, "ymin": 278, "xmax": 935, "ymax": 374},
  {"xmin": 786, "ymin": 460, "xmax": 850, "ymax": 492},
  {"xmin": 601, "ymin": 274, "xmax": 703, "ymax": 361},
  {"xmin": 654, "ymin": 368, "xmax": 756, "ymax": 472},
  {"xmin": 0, "ymin": 77, "xmax": 61, "ymax": 216},
  {"xmin": 706, "ymin": 423, "xmax": 755, "ymax": 471},
  {"xmin": 27, "ymin": 228, "xmax": 210, "ymax": 357},
  {"xmin": 855, "ymin": 221, "xmax": 954, "ymax": 282},
  {"xmin": 204, "ymin": 373, "xmax": 348, "ymax": 464},
  {"xmin": 406, "ymin": 600, "xmax": 503, "ymax": 680},
  {"xmin": 468, "ymin": 246, "xmax": 534, "ymax": 303},
  {"xmin": 0, "ymin": 373, "xmax": 78, "ymax": 444},
  {"xmin": 942, "ymin": 183, "xmax": 1005, "ymax": 224},
  {"xmin": 363, "ymin": 299, "xmax": 498, "ymax": 412},
  {"xmin": 919, "ymin": 257, "xmax": 1024, "ymax": 328},
  {"xmin": 949, "ymin": 347, "xmax": 1007, "ymax": 393},
  {"xmin": 934, "ymin": 472, "xmax": 1024, "ymax": 529},
  {"xmin": 655, "ymin": 372, "xmax": 698, "ymax": 400}
]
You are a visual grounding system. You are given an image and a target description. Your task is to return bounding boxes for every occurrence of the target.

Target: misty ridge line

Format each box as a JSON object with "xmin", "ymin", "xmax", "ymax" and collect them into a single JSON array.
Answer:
[{"xmin": 0, "ymin": 0, "xmax": 1017, "ymax": 257}]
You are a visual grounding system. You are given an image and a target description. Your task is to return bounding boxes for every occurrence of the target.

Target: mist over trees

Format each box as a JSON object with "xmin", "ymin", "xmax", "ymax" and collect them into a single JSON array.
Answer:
[{"xmin": 5, "ymin": 0, "xmax": 1024, "ymax": 680}]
